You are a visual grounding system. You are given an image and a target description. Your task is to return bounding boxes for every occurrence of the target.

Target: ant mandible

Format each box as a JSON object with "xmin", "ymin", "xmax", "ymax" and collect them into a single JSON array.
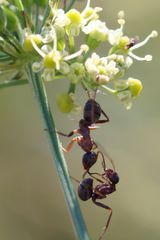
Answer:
[{"xmin": 72, "ymin": 160, "xmax": 119, "ymax": 240}]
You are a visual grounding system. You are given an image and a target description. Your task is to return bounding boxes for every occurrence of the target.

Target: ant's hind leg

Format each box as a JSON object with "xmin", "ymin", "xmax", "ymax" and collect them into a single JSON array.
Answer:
[{"xmin": 92, "ymin": 199, "xmax": 112, "ymax": 240}]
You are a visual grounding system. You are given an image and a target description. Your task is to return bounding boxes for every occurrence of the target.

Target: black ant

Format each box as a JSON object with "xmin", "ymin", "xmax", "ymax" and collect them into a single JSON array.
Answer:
[
  {"xmin": 58, "ymin": 92, "xmax": 110, "ymax": 176},
  {"xmin": 58, "ymin": 92, "xmax": 109, "ymax": 153},
  {"xmin": 72, "ymin": 159, "xmax": 119, "ymax": 240}
]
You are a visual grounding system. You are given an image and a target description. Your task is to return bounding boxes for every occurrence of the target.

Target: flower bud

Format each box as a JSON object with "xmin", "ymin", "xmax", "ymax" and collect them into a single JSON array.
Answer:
[
  {"xmin": 127, "ymin": 78, "xmax": 143, "ymax": 97},
  {"xmin": 56, "ymin": 93, "xmax": 75, "ymax": 113},
  {"xmin": 43, "ymin": 51, "xmax": 62, "ymax": 70},
  {"xmin": 83, "ymin": 7, "xmax": 95, "ymax": 19},
  {"xmin": 66, "ymin": 9, "xmax": 82, "ymax": 25},
  {"xmin": 119, "ymin": 36, "xmax": 130, "ymax": 49},
  {"xmin": 83, "ymin": 20, "xmax": 108, "ymax": 42},
  {"xmin": 23, "ymin": 34, "xmax": 42, "ymax": 52}
]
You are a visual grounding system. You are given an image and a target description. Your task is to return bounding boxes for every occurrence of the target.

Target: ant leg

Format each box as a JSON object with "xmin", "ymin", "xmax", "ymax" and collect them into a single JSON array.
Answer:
[
  {"xmin": 62, "ymin": 137, "xmax": 79, "ymax": 153},
  {"xmin": 92, "ymin": 141, "xmax": 98, "ymax": 150},
  {"xmin": 95, "ymin": 109, "xmax": 109, "ymax": 124},
  {"xmin": 57, "ymin": 129, "xmax": 79, "ymax": 137},
  {"xmin": 83, "ymin": 170, "xmax": 103, "ymax": 182},
  {"xmin": 82, "ymin": 170, "xmax": 88, "ymax": 179},
  {"xmin": 70, "ymin": 176, "xmax": 80, "ymax": 184},
  {"xmin": 101, "ymin": 109, "xmax": 109, "ymax": 122},
  {"xmin": 96, "ymin": 151, "xmax": 106, "ymax": 170},
  {"xmin": 87, "ymin": 172, "xmax": 104, "ymax": 183},
  {"xmin": 97, "ymin": 146, "xmax": 116, "ymax": 171},
  {"xmin": 92, "ymin": 198, "xmax": 112, "ymax": 240},
  {"xmin": 88, "ymin": 125, "xmax": 100, "ymax": 130}
]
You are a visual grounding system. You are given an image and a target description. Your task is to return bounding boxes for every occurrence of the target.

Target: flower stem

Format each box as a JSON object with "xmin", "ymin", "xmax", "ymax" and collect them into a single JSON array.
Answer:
[
  {"xmin": 0, "ymin": 79, "xmax": 28, "ymax": 89},
  {"xmin": 27, "ymin": 65, "xmax": 90, "ymax": 240},
  {"xmin": 39, "ymin": 3, "xmax": 50, "ymax": 33},
  {"xmin": 65, "ymin": 0, "xmax": 77, "ymax": 12},
  {"xmin": 100, "ymin": 85, "xmax": 117, "ymax": 94}
]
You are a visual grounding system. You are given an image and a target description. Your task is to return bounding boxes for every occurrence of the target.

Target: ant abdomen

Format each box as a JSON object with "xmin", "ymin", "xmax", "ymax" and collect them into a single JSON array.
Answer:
[
  {"xmin": 83, "ymin": 99, "xmax": 101, "ymax": 124},
  {"xmin": 78, "ymin": 178, "xmax": 93, "ymax": 201},
  {"xmin": 82, "ymin": 151, "xmax": 97, "ymax": 170}
]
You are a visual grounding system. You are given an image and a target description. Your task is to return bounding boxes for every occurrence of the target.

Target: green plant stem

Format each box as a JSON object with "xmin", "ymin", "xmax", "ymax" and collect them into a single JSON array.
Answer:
[
  {"xmin": 0, "ymin": 79, "xmax": 28, "ymax": 89},
  {"xmin": 34, "ymin": 1, "xmax": 40, "ymax": 33},
  {"xmin": 100, "ymin": 85, "xmax": 117, "ymax": 94},
  {"xmin": 65, "ymin": 0, "xmax": 76, "ymax": 12},
  {"xmin": 27, "ymin": 65, "xmax": 90, "ymax": 240},
  {"xmin": 68, "ymin": 35, "xmax": 75, "ymax": 53},
  {"xmin": 39, "ymin": 3, "xmax": 50, "ymax": 33}
]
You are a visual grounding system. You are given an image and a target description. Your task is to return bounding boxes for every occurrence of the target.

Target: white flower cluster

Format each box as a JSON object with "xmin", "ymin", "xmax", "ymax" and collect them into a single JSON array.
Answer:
[{"xmin": 22, "ymin": 0, "xmax": 158, "ymax": 111}]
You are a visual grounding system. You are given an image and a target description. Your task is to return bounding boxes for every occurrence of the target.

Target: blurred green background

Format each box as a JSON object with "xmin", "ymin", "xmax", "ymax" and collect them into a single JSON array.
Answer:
[{"xmin": 0, "ymin": 0, "xmax": 160, "ymax": 239}]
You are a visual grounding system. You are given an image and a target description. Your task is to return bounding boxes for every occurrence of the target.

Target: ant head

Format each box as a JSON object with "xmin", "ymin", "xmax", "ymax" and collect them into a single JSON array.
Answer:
[
  {"xmin": 105, "ymin": 169, "xmax": 119, "ymax": 184},
  {"xmin": 78, "ymin": 178, "xmax": 93, "ymax": 201}
]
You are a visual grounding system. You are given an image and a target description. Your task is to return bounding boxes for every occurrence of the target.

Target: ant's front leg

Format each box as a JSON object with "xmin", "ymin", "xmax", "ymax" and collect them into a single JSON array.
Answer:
[
  {"xmin": 57, "ymin": 129, "xmax": 79, "ymax": 137},
  {"xmin": 92, "ymin": 198, "xmax": 112, "ymax": 240},
  {"xmin": 61, "ymin": 136, "xmax": 81, "ymax": 153}
]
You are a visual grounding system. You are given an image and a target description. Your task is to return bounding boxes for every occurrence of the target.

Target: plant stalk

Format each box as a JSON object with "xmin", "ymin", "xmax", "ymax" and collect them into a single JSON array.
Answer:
[{"xmin": 27, "ymin": 65, "xmax": 90, "ymax": 240}]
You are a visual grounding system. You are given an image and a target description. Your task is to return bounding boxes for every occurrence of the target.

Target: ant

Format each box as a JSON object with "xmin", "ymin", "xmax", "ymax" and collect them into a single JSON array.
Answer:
[
  {"xmin": 126, "ymin": 36, "xmax": 139, "ymax": 49},
  {"xmin": 72, "ymin": 158, "xmax": 119, "ymax": 240},
  {"xmin": 58, "ymin": 91, "xmax": 109, "ymax": 153},
  {"xmin": 57, "ymin": 91, "xmax": 111, "ymax": 176}
]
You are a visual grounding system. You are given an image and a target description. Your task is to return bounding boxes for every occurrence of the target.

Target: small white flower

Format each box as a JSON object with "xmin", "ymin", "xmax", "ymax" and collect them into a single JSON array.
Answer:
[
  {"xmin": 85, "ymin": 53, "xmax": 119, "ymax": 84},
  {"xmin": 105, "ymin": 60, "xmax": 119, "ymax": 76},
  {"xmin": 85, "ymin": 53, "xmax": 100, "ymax": 79},
  {"xmin": 55, "ymin": 9, "xmax": 70, "ymax": 27},
  {"xmin": 83, "ymin": 20, "xmax": 108, "ymax": 42},
  {"xmin": 124, "ymin": 56, "xmax": 133, "ymax": 68},
  {"xmin": 60, "ymin": 62, "xmax": 70, "ymax": 75},
  {"xmin": 108, "ymin": 29, "xmax": 123, "ymax": 45},
  {"xmin": 67, "ymin": 62, "xmax": 85, "ymax": 84},
  {"xmin": 42, "ymin": 68, "xmax": 55, "ymax": 82}
]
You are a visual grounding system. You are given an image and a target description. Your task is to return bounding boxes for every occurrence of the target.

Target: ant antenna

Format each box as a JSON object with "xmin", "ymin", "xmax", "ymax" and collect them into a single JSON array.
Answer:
[
  {"xmin": 104, "ymin": 150, "xmax": 116, "ymax": 171},
  {"xmin": 97, "ymin": 144, "xmax": 116, "ymax": 171}
]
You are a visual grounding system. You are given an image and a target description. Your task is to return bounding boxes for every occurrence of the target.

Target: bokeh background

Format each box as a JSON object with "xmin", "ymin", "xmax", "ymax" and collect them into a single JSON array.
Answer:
[{"xmin": 0, "ymin": 0, "xmax": 160, "ymax": 239}]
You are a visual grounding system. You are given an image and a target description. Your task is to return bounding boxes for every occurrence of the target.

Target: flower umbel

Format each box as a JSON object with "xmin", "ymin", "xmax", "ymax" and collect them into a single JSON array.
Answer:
[{"xmin": 0, "ymin": 1, "xmax": 157, "ymax": 111}]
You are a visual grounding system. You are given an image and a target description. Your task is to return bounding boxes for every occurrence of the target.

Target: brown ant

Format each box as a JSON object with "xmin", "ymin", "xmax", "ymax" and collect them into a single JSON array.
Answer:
[
  {"xmin": 58, "ymin": 92, "xmax": 109, "ymax": 153},
  {"xmin": 58, "ymin": 93, "xmax": 110, "ymax": 175},
  {"xmin": 72, "ymin": 157, "xmax": 119, "ymax": 240}
]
